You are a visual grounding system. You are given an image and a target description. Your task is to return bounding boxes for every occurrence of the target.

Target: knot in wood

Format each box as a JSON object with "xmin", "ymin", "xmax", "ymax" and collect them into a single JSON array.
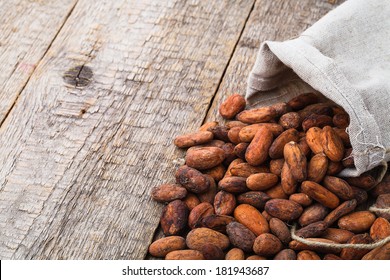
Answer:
[{"xmin": 63, "ymin": 65, "xmax": 93, "ymax": 88}]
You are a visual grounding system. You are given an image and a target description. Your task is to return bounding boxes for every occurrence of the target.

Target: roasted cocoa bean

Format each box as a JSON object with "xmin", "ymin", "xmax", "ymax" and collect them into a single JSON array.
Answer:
[{"xmin": 219, "ymin": 94, "xmax": 246, "ymax": 119}]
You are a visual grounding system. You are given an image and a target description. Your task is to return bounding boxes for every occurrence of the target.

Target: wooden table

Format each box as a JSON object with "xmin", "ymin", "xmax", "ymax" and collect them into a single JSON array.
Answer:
[{"xmin": 0, "ymin": 0, "xmax": 342, "ymax": 259}]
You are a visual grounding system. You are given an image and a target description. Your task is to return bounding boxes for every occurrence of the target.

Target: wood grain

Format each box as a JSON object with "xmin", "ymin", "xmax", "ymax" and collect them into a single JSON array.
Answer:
[
  {"xmin": 205, "ymin": 0, "xmax": 344, "ymax": 124},
  {"xmin": 0, "ymin": 0, "xmax": 78, "ymax": 124},
  {"xmin": 0, "ymin": 0, "xmax": 254, "ymax": 259}
]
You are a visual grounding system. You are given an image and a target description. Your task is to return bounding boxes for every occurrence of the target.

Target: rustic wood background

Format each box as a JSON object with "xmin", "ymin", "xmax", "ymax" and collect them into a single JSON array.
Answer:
[{"xmin": 0, "ymin": 0, "xmax": 342, "ymax": 259}]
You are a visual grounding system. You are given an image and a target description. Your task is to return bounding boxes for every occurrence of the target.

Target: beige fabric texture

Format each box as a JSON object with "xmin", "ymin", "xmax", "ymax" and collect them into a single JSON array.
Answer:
[{"xmin": 246, "ymin": 0, "xmax": 390, "ymax": 177}]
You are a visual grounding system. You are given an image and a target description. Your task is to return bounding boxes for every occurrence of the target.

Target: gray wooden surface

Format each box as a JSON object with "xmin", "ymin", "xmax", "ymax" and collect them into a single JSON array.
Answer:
[{"xmin": 0, "ymin": 0, "xmax": 341, "ymax": 260}]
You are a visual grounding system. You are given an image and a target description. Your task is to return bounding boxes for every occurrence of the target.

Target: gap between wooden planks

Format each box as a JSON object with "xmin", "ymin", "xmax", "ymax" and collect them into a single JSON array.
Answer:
[
  {"xmin": 147, "ymin": 0, "xmax": 343, "ymax": 259},
  {"xmin": 0, "ymin": 0, "xmax": 255, "ymax": 260}
]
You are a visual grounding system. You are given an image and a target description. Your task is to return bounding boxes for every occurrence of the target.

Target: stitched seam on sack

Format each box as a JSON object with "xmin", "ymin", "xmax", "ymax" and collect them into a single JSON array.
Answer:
[{"xmin": 284, "ymin": 42, "xmax": 385, "ymax": 167}]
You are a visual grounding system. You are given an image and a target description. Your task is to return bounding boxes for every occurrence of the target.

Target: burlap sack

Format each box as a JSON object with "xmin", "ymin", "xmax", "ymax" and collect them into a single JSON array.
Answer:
[{"xmin": 246, "ymin": 0, "xmax": 390, "ymax": 179}]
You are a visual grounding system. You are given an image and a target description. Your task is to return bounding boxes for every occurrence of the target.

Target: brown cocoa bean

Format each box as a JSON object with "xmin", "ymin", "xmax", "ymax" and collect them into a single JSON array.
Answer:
[
  {"xmin": 306, "ymin": 127, "xmax": 324, "ymax": 154},
  {"xmin": 234, "ymin": 204, "xmax": 270, "ymax": 235},
  {"xmin": 245, "ymin": 126, "xmax": 273, "ymax": 166},
  {"xmin": 214, "ymin": 190, "xmax": 236, "ymax": 215},
  {"xmin": 283, "ymin": 141, "xmax": 307, "ymax": 182},
  {"xmin": 203, "ymin": 164, "xmax": 226, "ymax": 183},
  {"xmin": 295, "ymin": 221, "xmax": 328, "ymax": 238},
  {"xmin": 151, "ymin": 183, "xmax": 187, "ymax": 203},
  {"xmin": 199, "ymin": 121, "xmax": 219, "ymax": 132},
  {"xmin": 185, "ymin": 147, "xmax": 225, "ymax": 170},
  {"xmin": 199, "ymin": 214, "xmax": 235, "ymax": 233},
  {"xmin": 188, "ymin": 202, "xmax": 214, "ymax": 229},
  {"xmin": 340, "ymin": 233, "xmax": 373, "ymax": 260},
  {"xmin": 374, "ymin": 194, "xmax": 390, "ymax": 220},
  {"xmin": 370, "ymin": 217, "xmax": 390, "ymax": 241},
  {"xmin": 321, "ymin": 126, "xmax": 345, "ymax": 162},
  {"xmin": 230, "ymin": 163, "xmax": 269, "ymax": 178},
  {"xmin": 289, "ymin": 193, "xmax": 313, "ymax": 207},
  {"xmin": 227, "ymin": 126, "xmax": 242, "ymax": 144},
  {"xmin": 345, "ymin": 172, "xmax": 376, "ymax": 190},
  {"xmin": 224, "ymin": 158, "xmax": 244, "ymax": 178},
  {"xmin": 362, "ymin": 242, "xmax": 390, "ymax": 260},
  {"xmin": 246, "ymin": 173, "xmax": 279, "ymax": 191},
  {"xmin": 323, "ymin": 254, "xmax": 343, "ymax": 260},
  {"xmin": 350, "ymin": 185, "xmax": 368, "ymax": 204},
  {"xmin": 199, "ymin": 244, "xmax": 225, "ymax": 260},
  {"xmin": 208, "ymin": 125, "xmax": 230, "ymax": 142},
  {"xmin": 237, "ymin": 106, "xmax": 277, "ymax": 124},
  {"xmin": 239, "ymin": 123, "xmax": 283, "ymax": 142},
  {"xmin": 218, "ymin": 176, "xmax": 249, "ymax": 193},
  {"xmin": 324, "ymin": 199, "xmax": 357, "ymax": 225},
  {"xmin": 253, "ymin": 233, "xmax": 283, "ymax": 256},
  {"xmin": 326, "ymin": 160, "xmax": 344, "ymax": 175},
  {"xmin": 174, "ymin": 131, "xmax": 213, "ymax": 148},
  {"xmin": 265, "ymin": 183, "xmax": 289, "ymax": 199},
  {"xmin": 323, "ymin": 176, "xmax": 355, "ymax": 200},
  {"xmin": 321, "ymin": 228, "xmax": 354, "ymax": 244},
  {"xmin": 289, "ymin": 238, "xmax": 341, "ymax": 254},
  {"xmin": 197, "ymin": 175, "xmax": 217, "ymax": 204},
  {"xmin": 273, "ymin": 249, "xmax": 297, "ymax": 260},
  {"xmin": 219, "ymin": 93, "xmax": 246, "ymax": 119},
  {"xmin": 237, "ymin": 191, "xmax": 271, "ymax": 210},
  {"xmin": 189, "ymin": 139, "xmax": 225, "ymax": 149},
  {"xmin": 265, "ymin": 199, "xmax": 303, "ymax": 222},
  {"xmin": 165, "ymin": 249, "xmax": 204, "ymax": 260},
  {"xmin": 298, "ymin": 103, "xmax": 333, "ymax": 119},
  {"xmin": 301, "ymin": 181, "xmax": 340, "ymax": 209},
  {"xmin": 226, "ymin": 120, "xmax": 247, "ymax": 129},
  {"xmin": 338, "ymin": 211, "xmax": 376, "ymax": 233},
  {"xmin": 281, "ymin": 162, "xmax": 297, "ymax": 195},
  {"xmin": 269, "ymin": 128, "xmax": 300, "ymax": 159},
  {"xmin": 297, "ymin": 136, "xmax": 312, "ymax": 157},
  {"xmin": 299, "ymin": 203, "xmax": 329, "ymax": 227},
  {"xmin": 333, "ymin": 127, "xmax": 351, "ymax": 148},
  {"xmin": 149, "ymin": 236, "xmax": 186, "ymax": 257},
  {"xmin": 370, "ymin": 172, "xmax": 390, "ymax": 197},
  {"xmin": 225, "ymin": 248, "xmax": 245, "ymax": 260},
  {"xmin": 307, "ymin": 153, "xmax": 328, "ymax": 183},
  {"xmin": 302, "ymin": 114, "xmax": 333, "ymax": 131},
  {"xmin": 269, "ymin": 217, "xmax": 292, "ymax": 244},
  {"xmin": 271, "ymin": 102, "xmax": 291, "ymax": 117},
  {"xmin": 270, "ymin": 158, "xmax": 285, "ymax": 176},
  {"xmin": 262, "ymin": 210, "xmax": 273, "ymax": 221},
  {"xmin": 246, "ymin": 255, "xmax": 267, "ymax": 260},
  {"xmin": 297, "ymin": 250, "xmax": 321, "ymax": 260},
  {"xmin": 287, "ymin": 93, "xmax": 319, "ymax": 110},
  {"xmin": 176, "ymin": 165, "xmax": 210, "ymax": 193},
  {"xmin": 226, "ymin": 221, "xmax": 257, "ymax": 252},
  {"xmin": 278, "ymin": 112, "xmax": 301, "ymax": 130},
  {"xmin": 331, "ymin": 104, "xmax": 347, "ymax": 115},
  {"xmin": 160, "ymin": 200, "xmax": 189, "ymax": 236},
  {"xmin": 183, "ymin": 193, "xmax": 201, "ymax": 210},
  {"xmin": 233, "ymin": 142, "xmax": 249, "ymax": 160},
  {"xmin": 342, "ymin": 148, "xmax": 354, "ymax": 168},
  {"xmin": 333, "ymin": 113, "xmax": 350, "ymax": 129},
  {"xmin": 186, "ymin": 228, "xmax": 230, "ymax": 251},
  {"xmin": 221, "ymin": 143, "xmax": 237, "ymax": 166}
]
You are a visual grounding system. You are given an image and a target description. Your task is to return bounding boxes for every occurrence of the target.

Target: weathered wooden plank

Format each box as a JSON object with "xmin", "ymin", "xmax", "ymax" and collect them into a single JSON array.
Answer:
[
  {"xmin": 205, "ymin": 0, "xmax": 344, "ymax": 123},
  {"xmin": 0, "ymin": 0, "xmax": 255, "ymax": 259},
  {"xmin": 0, "ymin": 0, "xmax": 78, "ymax": 124}
]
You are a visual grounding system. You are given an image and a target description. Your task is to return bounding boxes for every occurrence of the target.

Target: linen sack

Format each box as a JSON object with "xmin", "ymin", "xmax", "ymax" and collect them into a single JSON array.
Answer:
[{"xmin": 246, "ymin": 0, "xmax": 390, "ymax": 179}]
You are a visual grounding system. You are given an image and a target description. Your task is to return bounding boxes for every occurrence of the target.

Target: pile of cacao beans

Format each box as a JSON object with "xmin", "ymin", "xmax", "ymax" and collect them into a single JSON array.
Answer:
[{"xmin": 149, "ymin": 92, "xmax": 390, "ymax": 260}]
